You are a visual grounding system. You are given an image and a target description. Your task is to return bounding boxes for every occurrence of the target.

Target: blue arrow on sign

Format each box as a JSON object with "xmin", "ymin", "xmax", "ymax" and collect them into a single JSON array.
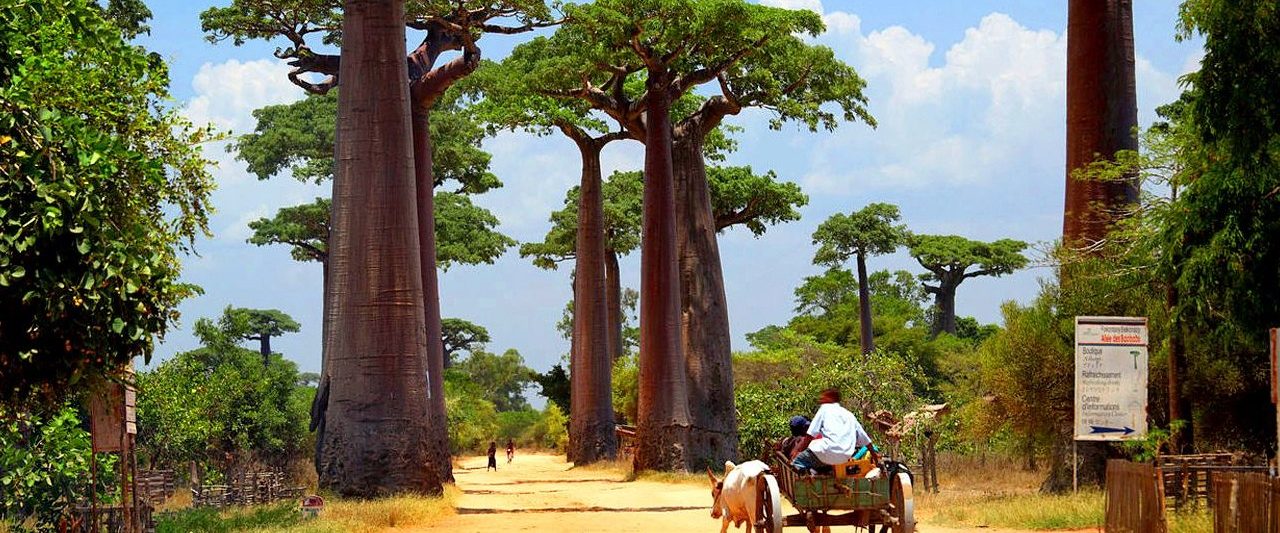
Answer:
[{"xmin": 1090, "ymin": 425, "xmax": 1134, "ymax": 435}]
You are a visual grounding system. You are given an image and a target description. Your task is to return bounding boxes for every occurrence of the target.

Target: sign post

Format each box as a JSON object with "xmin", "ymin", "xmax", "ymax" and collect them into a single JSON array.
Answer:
[{"xmin": 1074, "ymin": 317, "xmax": 1149, "ymax": 489}]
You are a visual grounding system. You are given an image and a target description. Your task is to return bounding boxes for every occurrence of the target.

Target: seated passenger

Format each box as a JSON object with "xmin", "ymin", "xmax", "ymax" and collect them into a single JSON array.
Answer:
[
  {"xmin": 791, "ymin": 388, "xmax": 872, "ymax": 474},
  {"xmin": 771, "ymin": 415, "xmax": 813, "ymax": 461}
]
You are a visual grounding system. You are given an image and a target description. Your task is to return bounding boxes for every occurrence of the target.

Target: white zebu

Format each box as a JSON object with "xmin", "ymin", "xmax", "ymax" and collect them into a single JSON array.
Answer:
[{"xmin": 707, "ymin": 460, "xmax": 782, "ymax": 533}]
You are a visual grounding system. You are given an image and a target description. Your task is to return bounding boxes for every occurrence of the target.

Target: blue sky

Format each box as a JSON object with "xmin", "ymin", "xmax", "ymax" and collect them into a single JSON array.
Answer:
[{"xmin": 143, "ymin": 1, "xmax": 1204, "ymax": 382}]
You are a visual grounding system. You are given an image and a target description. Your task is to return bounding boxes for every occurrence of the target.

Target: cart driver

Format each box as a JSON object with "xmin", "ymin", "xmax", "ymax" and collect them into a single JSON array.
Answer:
[{"xmin": 790, "ymin": 388, "xmax": 872, "ymax": 474}]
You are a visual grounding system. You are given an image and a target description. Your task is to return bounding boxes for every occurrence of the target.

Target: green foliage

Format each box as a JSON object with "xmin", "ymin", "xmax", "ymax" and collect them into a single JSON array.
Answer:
[
  {"xmin": 525, "ymin": 403, "xmax": 569, "ymax": 451},
  {"xmin": 811, "ymin": 203, "xmax": 907, "ymax": 267},
  {"xmin": 0, "ymin": 405, "xmax": 117, "ymax": 530},
  {"xmin": 454, "ymin": 349, "xmax": 538, "ymax": 412},
  {"xmin": 443, "ymin": 369, "xmax": 498, "ymax": 454},
  {"xmin": 237, "ymin": 92, "xmax": 516, "ymax": 271},
  {"xmin": 1177, "ymin": 0, "xmax": 1280, "ymax": 159},
  {"xmin": 1120, "ymin": 421, "xmax": 1187, "ymax": 462},
  {"xmin": 222, "ymin": 307, "xmax": 301, "ymax": 346},
  {"xmin": 734, "ymin": 340, "xmax": 918, "ymax": 459},
  {"xmin": 907, "ymin": 235, "xmax": 1029, "ymax": 282},
  {"xmin": 235, "ymin": 91, "xmax": 501, "ymax": 194},
  {"xmin": 496, "ymin": 410, "xmax": 541, "ymax": 443},
  {"xmin": 0, "ymin": 0, "xmax": 217, "ymax": 406},
  {"xmin": 155, "ymin": 502, "xmax": 300, "ymax": 533},
  {"xmin": 136, "ymin": 309, "xmax": 309, "ymax": 471},
  {"xmin": 709, "ymin": 166, "xmax": 808, "ymax": 235},
  {"xmin": 433, "ymin": 193, "xmax": 517, "ymax": 271},
  {"xmin": 534, "ymin": 364, "xmax": 570, "ymax": 415},
  {"xmin": 612, "ymin": 351, "xmax": 640, "ymax": 425},
  {"xmin": 247, "ymin": 198, "xmax": 329, "ymax": 263},
  {"xmin": 441, "ymin": 318, "xmax": 490, "ymax": 365},
  {"xmin": 964, "ymin": 296, "xmax": 1072, "ymax": 458}
]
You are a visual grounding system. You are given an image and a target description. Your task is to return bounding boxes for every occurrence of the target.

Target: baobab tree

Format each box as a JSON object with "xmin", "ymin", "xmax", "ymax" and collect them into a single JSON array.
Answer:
[
  {"xmin": 1064, "ymin": 0, "xmax": 1139, "ymax": 248},
  {"xmin": 518, "ymin": 170, "xmax": 644, "ymax": 364},
  {"xmin": 202, "ymin": 0, "xmax": 557, "ymax": 486},
  {"xmin": 504, "ymin": 0, "xmax": 860, "ymax": 470},
  {"xmin": 906, "ymin": 235, "xmax": 1028, "ymax": 336},
  {"xmin": 811, "ymin": 203, "xmax": 909, "ymax": 354},
  {"xmin": 219, "ymin": 307, "xmax": 301, "ymax": 366}
]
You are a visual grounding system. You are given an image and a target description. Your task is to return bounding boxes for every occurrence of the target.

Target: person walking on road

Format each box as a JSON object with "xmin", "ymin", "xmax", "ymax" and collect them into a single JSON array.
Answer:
[{"xmin": 487, "ymin": 441, "xmax": 498, "ymax": 471}]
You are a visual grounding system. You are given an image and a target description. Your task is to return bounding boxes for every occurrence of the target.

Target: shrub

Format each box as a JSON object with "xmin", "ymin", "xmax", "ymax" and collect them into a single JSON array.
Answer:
[{"xmin": 0, "ymin": 406, "xmax": 117, "ymax": 530}]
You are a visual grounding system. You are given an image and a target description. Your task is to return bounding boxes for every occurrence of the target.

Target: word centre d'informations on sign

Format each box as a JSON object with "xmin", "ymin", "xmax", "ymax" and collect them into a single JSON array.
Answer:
[{"xmin": 1074, "ymin": 316, "xmax": 1148, "ymax": 442}]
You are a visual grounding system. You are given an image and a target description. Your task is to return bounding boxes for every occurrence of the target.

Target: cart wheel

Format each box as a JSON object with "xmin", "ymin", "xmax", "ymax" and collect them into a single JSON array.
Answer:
[
  {"xmin": 755, "ymin": 474, "xmax": 782, "ymax": 533},
  {"xmin": 891, "ymin": 472, "xmax": 915, "ymax": 533}
]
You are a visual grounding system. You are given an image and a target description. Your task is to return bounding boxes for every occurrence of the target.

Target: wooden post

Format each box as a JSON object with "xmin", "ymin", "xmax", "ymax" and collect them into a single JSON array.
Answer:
[{"xmin": 1271, "ymin": 328, "xmax": 1278, "ymax": 473}]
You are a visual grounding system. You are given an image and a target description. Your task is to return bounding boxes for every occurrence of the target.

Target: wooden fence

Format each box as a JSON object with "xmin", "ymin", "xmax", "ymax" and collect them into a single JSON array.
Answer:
[
  {"xmin": 1159, "ymin": 454, "xmax": 1268, "ymax": 508},
  {"xmin": 1211, "ymin": 471, "xmax": 1280, "ymax": 533},
  {"xmin": 1105, "ymin": 459, "xmax": 1167, "ymax": 533},
  {"xmin": 192, "ymin": 471, "xmax": 304, "ymax": 508},
  {"xmin": 136, "ymin": 469, "xmax": 176, "ymax": 505}
]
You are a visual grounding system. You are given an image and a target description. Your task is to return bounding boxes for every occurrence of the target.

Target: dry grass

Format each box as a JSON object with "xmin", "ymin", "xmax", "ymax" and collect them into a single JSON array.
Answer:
[
  {"xmin": 917, "ymin": 454, "xmax": 1104, "ymax": 530},
  {"xmin": 155, "ymin": 486, "xmax": 458, "ymax": 533},
  {"xmin": 1167, "ymin": 509, "xmax": 1212, "ymax": 533},
  {"xmin": 282, "ymin": 486, "xmax": 459, "ymax": 533}
]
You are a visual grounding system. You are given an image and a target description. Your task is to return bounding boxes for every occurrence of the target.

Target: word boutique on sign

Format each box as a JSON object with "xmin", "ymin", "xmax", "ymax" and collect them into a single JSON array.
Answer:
[{"xmin": 1074, "ymin": 316, "xmax": 1148, "ymax": 442}]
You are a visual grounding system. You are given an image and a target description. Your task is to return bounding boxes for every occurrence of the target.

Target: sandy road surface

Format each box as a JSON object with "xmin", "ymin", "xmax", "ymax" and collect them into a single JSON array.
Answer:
[{"xmin": 409, "ymin": 454, "xmax": 1054, "ymax": 533}]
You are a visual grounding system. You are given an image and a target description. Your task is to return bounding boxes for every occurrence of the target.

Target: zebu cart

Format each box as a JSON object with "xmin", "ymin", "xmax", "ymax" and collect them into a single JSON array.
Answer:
[{"xmin": 753, "ymin": 452, "xmax": 914, "ymax": 533}]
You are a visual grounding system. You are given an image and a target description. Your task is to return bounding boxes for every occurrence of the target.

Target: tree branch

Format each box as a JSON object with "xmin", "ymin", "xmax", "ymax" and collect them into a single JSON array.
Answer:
[{"xmin": 673, "ymin": 35, "xmax": 771, "ymax": 94}]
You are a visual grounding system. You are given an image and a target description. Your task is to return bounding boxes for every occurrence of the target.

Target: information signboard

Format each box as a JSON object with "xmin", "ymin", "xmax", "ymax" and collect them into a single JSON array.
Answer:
[{"xmin": 1074, "ymin": 316, "xmax": 1148, "ymax": 441}]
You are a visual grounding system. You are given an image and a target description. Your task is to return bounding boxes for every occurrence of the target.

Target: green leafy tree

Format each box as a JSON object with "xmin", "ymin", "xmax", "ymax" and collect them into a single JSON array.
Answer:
[
  {"xmin": 495, "ymin": 0, "xmax": 867, "ymax": 469},
  {"xmin": 218, "ymin": 307, "xmax": 302, "ymax": 364},
  {"xmin": 440, "ymin": 318, "xmax": 490, "ymax": 368},
  {"xmin": 455, "ymin": 349, "xmax": 539, "ymax": 412},
  {"xmin": 137, "ymin": 310, "xmax": 309, "ymax": 474},
  {"xmin": 0, "ymin": 0, "xmax": 216, "ymax": 407},
  {"xmin": 907, "ymin": 235, "xmax": 1028, "ymax": 336},
  {"xmin": 443, "ymin": 370, "xmax": 499, "ymax": 454},
  {"xmin": 535, "ymin": 364, "xmax": 571, "ymax": 415},
  {"xmin": 811, "ymin": 203, "xmax": 909, "ymax": 354}
]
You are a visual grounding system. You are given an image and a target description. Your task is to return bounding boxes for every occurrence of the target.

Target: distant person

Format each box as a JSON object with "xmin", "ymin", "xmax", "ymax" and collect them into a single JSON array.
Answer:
[
  {"xmin": 506, "ymin": 439, "xmax": 515, "ymax": 463},
  {"xmin": 487, "ymin": 441, "xmax": 498, "ymax": 471},
  {"xmin": 791, "ymin": 388, "xmax": 872, "ymax": 474}
]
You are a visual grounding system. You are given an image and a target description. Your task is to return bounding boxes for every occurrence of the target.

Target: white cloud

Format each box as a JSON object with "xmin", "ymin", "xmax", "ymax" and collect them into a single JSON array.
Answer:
[{"xmin": 184, "ymin": 59, "xmax": 303, "ymax": 134}]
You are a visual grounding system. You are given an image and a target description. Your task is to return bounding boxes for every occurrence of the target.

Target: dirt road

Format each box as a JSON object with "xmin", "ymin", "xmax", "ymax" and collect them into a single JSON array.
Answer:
[{"xmin": 410, "ymin": 453, "xmax": 1051, "ymax": 533}]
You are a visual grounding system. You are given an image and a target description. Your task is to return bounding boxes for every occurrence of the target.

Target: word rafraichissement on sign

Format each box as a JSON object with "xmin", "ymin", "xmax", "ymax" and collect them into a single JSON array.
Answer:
[{"xmin": 1074, "ymin": 316, "xmax": 1148, "ymax": 441}]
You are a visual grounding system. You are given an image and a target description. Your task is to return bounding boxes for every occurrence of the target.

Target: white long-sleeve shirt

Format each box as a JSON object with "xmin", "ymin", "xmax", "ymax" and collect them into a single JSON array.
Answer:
[{"xmin": 805, "ymin": 402, "xmax": 872, "ymax": 465}]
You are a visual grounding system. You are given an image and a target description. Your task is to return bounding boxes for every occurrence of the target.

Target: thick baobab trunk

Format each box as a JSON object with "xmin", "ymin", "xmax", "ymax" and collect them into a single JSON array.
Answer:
[
  {"xmin": 636, "ymin": 74, "xmax": 693, "ymax": 472},
  {"xmin": 855, "ymin": 253, "xmax": 874, "ymax": 355},
  {"xmin": 319, "ymin": 0, "xmax": 439, "ymax": 496},
  {"xmin": 931, "ymin": 287, "xmax": 958, "ymax": 336},
  {"xmin": 411, "ymin": 106, "xmax": 454, "ymax": 484},
  {"xmin": 567, "ymin": 137, "xmax": 618, "ymax": 465},
  {"xmin": 672, "ymin": 130, "xmax": 738, "ymax": 466},
  {"xmin": 1063, "ymin": 0, "xmax": 1139, "ymax": 247},
  {"xmin": 1054, "ymin": 0, "xmax": 1139, "ymax": 492},
  {"xmin": 259, "ymin": 335, "xmax": 272, "ymax": 364}
]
